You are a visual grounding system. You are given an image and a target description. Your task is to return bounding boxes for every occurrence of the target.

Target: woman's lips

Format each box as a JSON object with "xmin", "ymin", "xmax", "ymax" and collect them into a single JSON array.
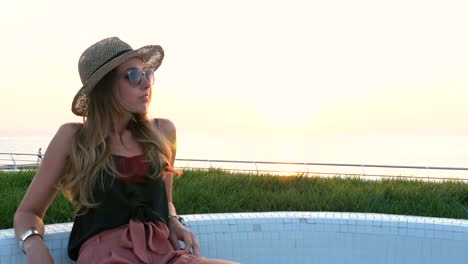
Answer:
[{"xmin": 138, "ymin": 95, "xmax": 149, "ymax": 103}]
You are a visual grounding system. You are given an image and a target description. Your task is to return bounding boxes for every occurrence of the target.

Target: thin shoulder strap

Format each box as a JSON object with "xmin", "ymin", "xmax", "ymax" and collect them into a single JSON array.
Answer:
[{"xmin": 154, "ymin": 118, "xmax": 159, "ymax": 128}]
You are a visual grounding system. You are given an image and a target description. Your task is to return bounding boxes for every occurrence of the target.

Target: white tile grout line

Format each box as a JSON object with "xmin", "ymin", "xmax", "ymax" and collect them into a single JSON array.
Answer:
[{"xmin": 2, "ymin": 212, "xmax": 467, "ymax": 239}]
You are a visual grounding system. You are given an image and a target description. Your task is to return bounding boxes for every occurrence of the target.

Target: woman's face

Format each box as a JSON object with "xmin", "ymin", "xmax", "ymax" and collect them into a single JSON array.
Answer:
[{"xmin": 114, "ymin": 57, "xmax": 152, "ymax": 114}]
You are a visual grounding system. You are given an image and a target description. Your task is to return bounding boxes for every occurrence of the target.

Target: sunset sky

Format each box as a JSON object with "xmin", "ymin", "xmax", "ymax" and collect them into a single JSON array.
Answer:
[{"xmin": 1, "ymin": 0, "xmax": 467, "ymax": 138}]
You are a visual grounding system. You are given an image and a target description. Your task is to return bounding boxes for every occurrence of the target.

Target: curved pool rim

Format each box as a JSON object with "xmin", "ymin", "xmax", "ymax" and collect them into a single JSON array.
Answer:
[{"xmin": 1, "ymin": 211, "xmax": 467, "ymax": 263}]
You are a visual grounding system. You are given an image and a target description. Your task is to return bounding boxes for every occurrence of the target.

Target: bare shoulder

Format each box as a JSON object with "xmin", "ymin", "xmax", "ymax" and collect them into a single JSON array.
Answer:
[
  {"xmin": 58, "ymin": 122, "xmax": 82, "ymax": 136},
  {"xmin": 51, "ymin": 122, "xmax": 82, "ymax": 155},
  {"xmin": 154, "ymin": 118, "xmax": 176, "ymax": 143},
  {"xmin": 56, "ymin": 123, "xmax": 81, "ymax": 142}
]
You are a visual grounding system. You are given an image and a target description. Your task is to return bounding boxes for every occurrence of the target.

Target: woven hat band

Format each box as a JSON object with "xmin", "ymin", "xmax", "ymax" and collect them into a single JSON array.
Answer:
[{"xmin": 89, "ymin": 49, "xmax": 131, "ymax": 78}]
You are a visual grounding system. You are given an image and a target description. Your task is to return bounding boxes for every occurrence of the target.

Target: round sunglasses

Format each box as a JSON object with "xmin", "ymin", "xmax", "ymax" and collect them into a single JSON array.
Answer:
[{"xmin": 124, "ymin": 69, "xmax": 155, "ymax": 86}]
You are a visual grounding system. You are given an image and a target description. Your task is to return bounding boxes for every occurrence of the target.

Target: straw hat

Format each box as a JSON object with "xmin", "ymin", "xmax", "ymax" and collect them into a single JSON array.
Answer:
[{"xmin": 72, "ymin": 37, "xmax": 164, "ymax": 116}]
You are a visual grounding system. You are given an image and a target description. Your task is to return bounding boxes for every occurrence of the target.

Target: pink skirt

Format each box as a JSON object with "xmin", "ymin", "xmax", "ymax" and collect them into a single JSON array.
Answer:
[{"xmin": 77, "ymin": 220, "xmax": 236, "ymax": 264}]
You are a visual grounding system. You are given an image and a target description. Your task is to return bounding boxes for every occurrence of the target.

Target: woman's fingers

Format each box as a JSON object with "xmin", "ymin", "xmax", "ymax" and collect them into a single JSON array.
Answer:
[
  {"xmin": 169, "ymin": 233, "xmax": 181, "ymax": 250},
  {"xmin": 181, "ymin": 230, "xmax": 193, "ymax": 253},
  {"xmin": 191, "ymin": 233, "xmax": 201, "ymax": 256},
  {"xmin": 169, "ymin": 223, "xmax": 201, "ymax": 256}
]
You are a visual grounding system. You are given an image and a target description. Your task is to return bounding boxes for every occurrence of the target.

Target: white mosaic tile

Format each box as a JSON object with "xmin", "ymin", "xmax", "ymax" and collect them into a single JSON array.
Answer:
[{"xmin": 1, "ymin": 212, "xmax": 468, "ymax": 263}]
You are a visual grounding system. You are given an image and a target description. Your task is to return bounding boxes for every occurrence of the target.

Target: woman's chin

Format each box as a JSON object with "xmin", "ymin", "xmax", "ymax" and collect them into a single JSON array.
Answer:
[
  {"xmin": 136, "ymin": 110, "xmax": 148, "ymax": 115},
  {"xmin": 130, "ymin": 108, "xmax": 148, "ymax": 115}
]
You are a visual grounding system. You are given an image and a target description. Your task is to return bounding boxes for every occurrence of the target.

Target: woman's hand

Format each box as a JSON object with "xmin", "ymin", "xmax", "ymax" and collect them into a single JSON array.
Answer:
[
  {"xmin": 168, "ymin": 217, "xmax": 200, "ymax": 256},
  {"xmin": 24, "ymin": 236, "xmax": 54, "ymax": 264}
]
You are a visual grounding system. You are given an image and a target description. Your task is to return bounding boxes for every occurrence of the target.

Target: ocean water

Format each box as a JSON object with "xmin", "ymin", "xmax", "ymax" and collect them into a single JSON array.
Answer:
[{"xmin": 1, "ymin": 133, "xmax": 467, "ymax": 180}]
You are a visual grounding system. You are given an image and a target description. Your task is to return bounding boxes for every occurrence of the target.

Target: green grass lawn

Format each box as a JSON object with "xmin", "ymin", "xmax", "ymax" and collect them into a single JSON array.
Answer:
[{"xmin": 1, "ymin": 169, "xmax": 467, "ymax": 229}]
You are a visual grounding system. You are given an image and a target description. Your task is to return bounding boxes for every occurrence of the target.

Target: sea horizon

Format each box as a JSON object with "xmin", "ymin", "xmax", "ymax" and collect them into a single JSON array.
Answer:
[
  {"xmin": 1, "ymin": 133, "xmax": 466, "ymax": 165},
  {"xmin": 1, "ymin": 133, "xmax": 467, "ymax": 180}
]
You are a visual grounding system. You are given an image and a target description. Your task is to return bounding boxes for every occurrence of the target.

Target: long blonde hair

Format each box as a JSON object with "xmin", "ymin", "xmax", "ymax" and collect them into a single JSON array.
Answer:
[{"xmin": 60, "ymin": 69, "xmax": 177, "ymax": 212}]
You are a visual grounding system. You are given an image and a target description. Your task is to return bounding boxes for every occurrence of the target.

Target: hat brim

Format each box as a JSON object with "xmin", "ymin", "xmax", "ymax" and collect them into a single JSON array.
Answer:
[{"xmin": 71, "ymin": 45, "xmax": 164, "ymax": 116}]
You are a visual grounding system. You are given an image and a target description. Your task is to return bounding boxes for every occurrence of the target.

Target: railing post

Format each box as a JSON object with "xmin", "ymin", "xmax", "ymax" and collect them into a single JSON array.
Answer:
[{"xmin": 10, "ymin": 153, "xmax": 17, "ymax": 170}]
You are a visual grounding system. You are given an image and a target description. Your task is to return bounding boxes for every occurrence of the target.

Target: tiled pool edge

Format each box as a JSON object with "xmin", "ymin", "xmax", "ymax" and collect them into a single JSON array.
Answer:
[{"xmin": 1, "ymin": 212, "xmax": 468, "ymax": 263}]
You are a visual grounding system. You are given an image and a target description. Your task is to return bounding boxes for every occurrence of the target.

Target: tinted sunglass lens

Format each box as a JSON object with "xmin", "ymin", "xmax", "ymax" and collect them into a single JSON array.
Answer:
[
  {"xmin": 145, "ymin": 70, "xmax": 155, "ymax": 85},
  {"xmin": 127, "ymin": 69, "xmax": 142, "ymax": 86}
]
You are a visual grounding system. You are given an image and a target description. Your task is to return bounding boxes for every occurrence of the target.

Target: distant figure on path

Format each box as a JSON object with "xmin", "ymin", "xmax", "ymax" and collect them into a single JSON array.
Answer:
[
  {"xmin": 36, "ymin": 148, "xmax": 42, "ymax": 162},
  {"xmin": 13, "ymin": 37, "xmax": 237, "ymax": 264}
]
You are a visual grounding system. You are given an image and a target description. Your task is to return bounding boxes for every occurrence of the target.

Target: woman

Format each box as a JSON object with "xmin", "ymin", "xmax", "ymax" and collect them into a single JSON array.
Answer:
[{"xmin": 14, "ymin": 37, "xmax": 237, "ymax": 264}]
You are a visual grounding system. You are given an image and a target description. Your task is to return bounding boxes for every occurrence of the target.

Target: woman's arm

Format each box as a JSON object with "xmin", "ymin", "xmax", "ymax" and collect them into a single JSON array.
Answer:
[
  {"xmin": 154, "ymin": 118, "xmax": 177, "ymax": 213},
  {"xmin": 154, "ymin": 118, "xmax": 200, "ymax": 255},
  {"xmin": 14, "ymin": 123, "xmax": 78, "ymax": 261}
]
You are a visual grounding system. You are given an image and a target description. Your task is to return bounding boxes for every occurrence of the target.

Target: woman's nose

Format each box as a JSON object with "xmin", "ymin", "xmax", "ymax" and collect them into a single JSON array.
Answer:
[{"xmin": 140, "ymin": 74, "xmax": 151, "ymax": 90}]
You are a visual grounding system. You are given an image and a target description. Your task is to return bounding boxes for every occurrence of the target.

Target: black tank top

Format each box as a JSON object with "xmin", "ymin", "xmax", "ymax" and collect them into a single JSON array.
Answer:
[{"xmin": 67, "ymin": 156, "xmax": 169, "ymax": 261}]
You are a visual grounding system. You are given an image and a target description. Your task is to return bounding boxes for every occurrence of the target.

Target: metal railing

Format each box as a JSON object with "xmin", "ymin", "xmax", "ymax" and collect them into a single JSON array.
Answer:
[
  {"xmin": 0, "ymin": 152, "xmax": 43, "ymax": 170},
  {"xmin": 1, "ymin": 152, "xmax": 467, "ymax": 182},
  {"xmin": 174, "ymin": 158, "xmax": 468, "ymax": 182}
]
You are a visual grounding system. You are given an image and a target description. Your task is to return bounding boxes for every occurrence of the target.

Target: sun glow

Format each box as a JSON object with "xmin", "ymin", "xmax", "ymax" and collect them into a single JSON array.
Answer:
[{"xmin": 255, "ymin": 96, "xmax": 323, "ymax": 135}]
